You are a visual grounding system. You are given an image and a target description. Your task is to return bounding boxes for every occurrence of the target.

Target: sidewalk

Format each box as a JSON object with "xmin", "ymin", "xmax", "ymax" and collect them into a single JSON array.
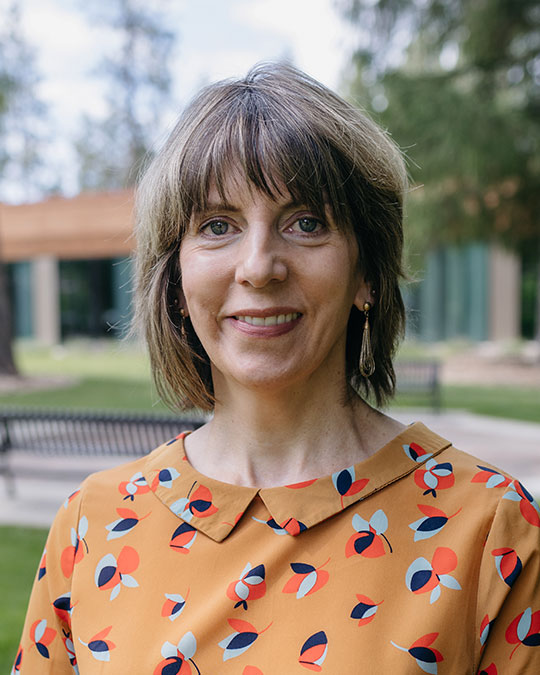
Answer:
[{"xmin": 1, "ymin": 409, "xmax": 539, "ymax": 529}]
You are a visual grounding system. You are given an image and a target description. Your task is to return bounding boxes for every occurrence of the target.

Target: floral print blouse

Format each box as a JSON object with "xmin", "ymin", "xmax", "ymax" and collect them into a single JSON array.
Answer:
[{"xmin": 13, "ymin": 422, "xmax": 540, "ymax": 674}]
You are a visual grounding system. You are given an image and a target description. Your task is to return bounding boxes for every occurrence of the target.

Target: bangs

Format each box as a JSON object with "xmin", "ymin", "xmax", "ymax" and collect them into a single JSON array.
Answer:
[{"xmin": 177, "ymin": 86, "xmax": 353, "ymax": 227}]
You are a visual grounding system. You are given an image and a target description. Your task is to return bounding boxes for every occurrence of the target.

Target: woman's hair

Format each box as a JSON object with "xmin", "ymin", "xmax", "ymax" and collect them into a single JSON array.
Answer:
[{"xmin": 134, "ymin": 62, "xmax": 407, "ymax": 411}]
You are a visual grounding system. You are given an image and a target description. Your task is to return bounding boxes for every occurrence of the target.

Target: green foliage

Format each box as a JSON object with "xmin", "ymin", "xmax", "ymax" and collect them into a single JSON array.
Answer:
[
  {"xmin": 0, "ymin": 526, "xmax": 47, "ymax": 672},
  {"xmin": 0, "ymin": 2, "xmax": 48, "ymax": 198},
  {"xmin": 342, "ymin": 0, "xmax": 540, "ymax": 255},
  {"xmin": 76, "ymin": 0, "xmax": 176, "ymax": 190}
]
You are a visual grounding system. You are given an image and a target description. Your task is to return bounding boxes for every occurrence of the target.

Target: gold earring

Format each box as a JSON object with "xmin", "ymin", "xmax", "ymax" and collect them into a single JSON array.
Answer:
[
  {"xmin": 178, "ymin": 307, "xmax": 187, "ymax": 338},
  {"xmin": 359, "ymin": 302, "xmax": 375, "ymax": 378}
]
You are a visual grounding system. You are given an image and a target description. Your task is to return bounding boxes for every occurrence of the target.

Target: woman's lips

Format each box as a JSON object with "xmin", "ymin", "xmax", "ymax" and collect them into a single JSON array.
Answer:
[
  {"xmin": 235, "ymin": 312, "xmax": 301, "ymax": 326},
  {"xmin": 227, "ymin": 312, "xmax": 303, "ymax": 337}
]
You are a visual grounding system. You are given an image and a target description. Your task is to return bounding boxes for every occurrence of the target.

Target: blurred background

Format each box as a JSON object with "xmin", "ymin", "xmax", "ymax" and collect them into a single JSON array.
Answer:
[
  {"xmin": 0, "ymin": 0, "xmax": 539, "ymax": 667},
  {"xmin": 0, "ymin": 0, "xmax": 539, "ymax": 403}
]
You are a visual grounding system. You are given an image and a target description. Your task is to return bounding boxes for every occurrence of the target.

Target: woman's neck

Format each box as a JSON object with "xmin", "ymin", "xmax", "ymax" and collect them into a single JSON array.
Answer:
[{"xmin": 183, "ymin": 376, "xmax": 404, "ymax": 488}]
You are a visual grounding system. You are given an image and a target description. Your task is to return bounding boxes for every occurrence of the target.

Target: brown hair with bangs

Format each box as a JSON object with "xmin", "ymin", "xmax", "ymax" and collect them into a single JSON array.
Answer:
[{"xmin": 134, "ymin": 62, "xmax": 407, "ymax": 411}]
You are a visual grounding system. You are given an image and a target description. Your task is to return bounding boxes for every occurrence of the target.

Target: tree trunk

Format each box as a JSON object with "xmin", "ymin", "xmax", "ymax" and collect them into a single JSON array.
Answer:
[
  {"xmin": 0, "ymin": 260, "xmax": 17, "ymax": 375},
  {"xmin": 535, "ymin": 251, "xmax": 540, "ymax": 344}
]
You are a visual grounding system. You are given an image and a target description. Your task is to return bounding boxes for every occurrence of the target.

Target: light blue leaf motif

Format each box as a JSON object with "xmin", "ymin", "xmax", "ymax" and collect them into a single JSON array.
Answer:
[
  {"xmin": 430, "ymin": 585, "xmax": 441, "ymax": 604},
  {"xmin": 370, "ymin": 509, "xmax": 388, "ymax": 534},
  {"xmin": 517, "ymin": 607, "xmax": 532, "ymax": 642},
  {"xmin": 486, "ymin": 474, "xmax": 507, "ymax": 488},
  {"xmin": 352, "ymin": 513, "xmax": 370, "ymax": 532},
  {"xmin": 438, "ymin": 574, "xmax": 461, "ymax": 590}
]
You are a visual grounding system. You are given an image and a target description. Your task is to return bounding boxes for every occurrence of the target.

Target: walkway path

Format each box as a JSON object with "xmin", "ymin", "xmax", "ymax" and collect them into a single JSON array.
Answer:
[{"xmin": 1, "ymin": 409, "xmax": 539, "ymax": 529}]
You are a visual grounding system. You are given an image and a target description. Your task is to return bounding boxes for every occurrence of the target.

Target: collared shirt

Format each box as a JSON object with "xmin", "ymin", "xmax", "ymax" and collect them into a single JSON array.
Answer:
[{"xmin": 14, "ymin": 422, "xmax": 540, "ymax": 674}]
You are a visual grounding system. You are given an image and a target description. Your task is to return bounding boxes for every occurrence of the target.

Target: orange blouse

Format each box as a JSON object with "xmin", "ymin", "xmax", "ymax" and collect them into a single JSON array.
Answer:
[{"xmin": 13, "ymin": 422, "xmax": 540, "ymax": 674}]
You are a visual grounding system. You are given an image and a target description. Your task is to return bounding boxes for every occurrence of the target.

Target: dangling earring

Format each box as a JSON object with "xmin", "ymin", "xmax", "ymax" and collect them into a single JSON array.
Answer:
[
  {"xmin": 179, "ymin": 306, "xmax": 187, "ymax": 339},
  {"xmin": 359, "ymin": 302, "xmax": 375, "ymax": 378}
]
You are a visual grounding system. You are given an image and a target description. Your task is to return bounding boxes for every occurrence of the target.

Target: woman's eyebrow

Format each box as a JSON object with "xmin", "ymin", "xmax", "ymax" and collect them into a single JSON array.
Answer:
[
  {"xmin": 195, "ymin": 200, "xmax": 240, "ymax": 215},
  {"xmin": 195, "ymin": 199, "xmax": 312, "ymax": 216}
]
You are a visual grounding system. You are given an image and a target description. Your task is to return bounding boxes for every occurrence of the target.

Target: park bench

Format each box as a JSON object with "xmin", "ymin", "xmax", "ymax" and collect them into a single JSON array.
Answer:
[
  {"xmin": 394, "ymin": 360, "xmax": 441, "ymax": 411},
  {"xmin": 0, "ymin": 359, "xmax": 440, "ymax": 494},
  {"xmin": 0, "ymin": 407, "xmax": 205, "ymax": 496}
]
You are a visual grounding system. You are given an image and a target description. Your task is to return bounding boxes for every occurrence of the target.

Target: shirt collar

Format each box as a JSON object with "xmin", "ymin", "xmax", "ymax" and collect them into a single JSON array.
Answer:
[{"xmin": 144, "ymin": 422, "xmax": 451, "ymax": 543}]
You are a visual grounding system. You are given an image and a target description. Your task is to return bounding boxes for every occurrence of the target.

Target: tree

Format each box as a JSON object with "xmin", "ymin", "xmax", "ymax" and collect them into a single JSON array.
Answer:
[
  {"xmin": 76, "ymin": 0, "xmax": 175, "ymax": 190},
  {"xmin": 0, "ymin": 1, "xmax": 48, "ymax": 374},
  {"xmin": 340, "ymin": 0, "xmax": 540, "ymax": 337}
]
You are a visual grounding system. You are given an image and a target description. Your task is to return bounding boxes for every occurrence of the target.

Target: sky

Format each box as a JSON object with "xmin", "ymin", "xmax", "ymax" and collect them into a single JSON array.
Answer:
[{"xmin": 2, "ymin": 0, "xmax": 359, "ymax": 200}]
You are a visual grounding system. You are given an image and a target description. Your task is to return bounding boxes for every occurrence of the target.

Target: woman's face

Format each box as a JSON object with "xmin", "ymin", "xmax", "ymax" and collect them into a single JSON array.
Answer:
[{"xmin": 179, "ymin": 176, "xmax": 370, "ymax": 396}]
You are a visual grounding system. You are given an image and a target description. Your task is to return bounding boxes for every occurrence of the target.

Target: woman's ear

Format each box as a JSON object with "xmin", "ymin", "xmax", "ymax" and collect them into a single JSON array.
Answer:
[
  {"xmin": 176, "ymin": 288, "xmax": 189, "ymax": 317},
  {"xmin": 353, "ymin": 279, "xmax": 375, "ymax": 312}
]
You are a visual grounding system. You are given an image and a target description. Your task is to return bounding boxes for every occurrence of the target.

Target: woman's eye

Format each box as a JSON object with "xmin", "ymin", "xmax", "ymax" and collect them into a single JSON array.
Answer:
[
  {"xmin": 203, "ymin": 220, "xmax": 229, "ymax": 235},
  {"xmin": 291, "ymin": 217, "xmax": 324, "ymax": 234}
]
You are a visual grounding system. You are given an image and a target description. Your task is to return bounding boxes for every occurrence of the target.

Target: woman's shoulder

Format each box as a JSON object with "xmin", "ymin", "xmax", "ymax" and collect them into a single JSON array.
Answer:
[{"xmin": 62, "ymin": 439, "xmax": 176, "ymax": 515}]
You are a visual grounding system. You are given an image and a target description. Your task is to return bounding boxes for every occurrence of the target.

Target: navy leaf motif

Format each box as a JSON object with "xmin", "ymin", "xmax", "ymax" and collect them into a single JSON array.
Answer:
[
  {"xmin": 418, "ymin": 516, "xmax": 447, "ymax": 532},
  {"xmin": 301, "ymin": 630, "xmax": 327, "ymax": 654},
  {"xmin": 88, "ymin": 639, "xmax": 109, "ymax": 652},
  {"xmin": 336, "ymin": 471, "xmax": 352, "ymax": 495},
  {"xmin": 113, "ymin": 518, "xmax": 137, "ymax": 532},
  {"xmin": 291, "ymin": 563, "xmax": 315, "ymax": 574},
  {"xmin": 411, "ymin": 570, "xmax": 432, "ymax": 592},
  {"xmin": 353, "ymin": 531, "xmax": 375, "ymax": 555},
  {"xmin": 190, "ymin": 499, "xmax": 211, "ymax": 513},
  {"xmin": 524, "ymin": 634, "xmax": 540, "ymax": 647},
  {"xmin": 36, "ymin": 643, "xmax": 50, "ymax": 659},
  {"xmin": 97, "ymin": 566, "xmax": 116, "ymax": 587},
  {"xmin": 351, "ymin": 602, "xmax": 372, "ymax": 619},
  {"xmin": 409, "ymin": 646, "xmax": 438, "ymax": 662},
  {"xmin": 228, "ymin": 631, "xmax": 258, "ymax": 650}
]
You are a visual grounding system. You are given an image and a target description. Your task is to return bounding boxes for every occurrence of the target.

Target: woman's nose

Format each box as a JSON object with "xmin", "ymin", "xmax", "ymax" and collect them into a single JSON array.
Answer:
[{"xmin": 234, "ymin": 228, "xmax": 287, "ymax": 287}]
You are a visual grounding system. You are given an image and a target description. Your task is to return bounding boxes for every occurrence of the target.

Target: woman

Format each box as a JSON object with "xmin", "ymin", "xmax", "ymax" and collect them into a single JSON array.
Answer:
[{"xmin": 14, "ymin": 63, "xmax": 540, "ymax": 674}]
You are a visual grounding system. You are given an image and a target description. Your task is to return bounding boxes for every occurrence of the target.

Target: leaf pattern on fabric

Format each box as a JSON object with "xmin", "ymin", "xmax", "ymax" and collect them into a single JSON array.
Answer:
[
  {"xmin": 219, "ymin": 619, "xmax": 272, "ymax": 662},
  {"xmin": 391, "ymin": 632, "xmax": 443, "ymax": 674},
  {"xmin": 472, "ymin": 466, "xmax": 512, "ymax": 489},
  {"xmin": 282, "ymin": 558, "xmax": 330, "ymax": 599},
  {"xmin": 406, "ymin": 547, "xmax": 461, "ymax": 604},
  {"xmin": 154, "ymin": 631, "xmax": 199, "ymax": 675},
  {"xmin": 78, "ymin": 626, "xmax": 116, "ymax": 663},
  {"xmin": 503, "ymin": 481, "xmax": 540, "ymax": 528},
  {"xmin": 505, "ymin": 607, "xmax": 540, "ymax": 659},
  {"xmin": 170, "ymin": 522, "xmax": 197, "ymax": 554},
  {"xmin": 162, "ymin": 591, "xmax": 189, "ymax": 621},
  {"xmin": 346, "ymin": 509, "xmax": 392, "ymax": 558},
  {"xmin": 94, "ymin": 546, "xmax": 139, "ymax": 600},
  {"xmin": 414, "ymin": 460, "xmax": 454, "ymax": 498},
  {"xmin": 350, "ymin": 594, "xmax": 383, "ymax": 626},
  {"xmin": 105, "ymin": 507, "xmax": 150, "ymax": 540},
  {"xmin": 492, "ymin": 548, "xmax": 523, "ymax": 588},
  {"xmin": 403, "ymin": 442, "xmax": 433, "ymax": 463},
  {"xmin": 409, "ymin": 504, "xmax": 461, "ymax": 542},
  {"xmin": 118, "ymin": 472, "xmax": 152, "ymax": 501},
  {"xmin": 331, "ymin": 466, "xmax": 369, "ymax": 508},
  {"xmin": 60, "ymin": 516, "xmax": 88, "ymax": 578},
  {"xmin": 227, "ymin": 563, "xmax": 266, "ymax": 610},
  {"xmin": 29, "ymin": 619, "xmax": 56, "ymax": 660},
  {"xmin": 298, "ymin": 630, "xmax": 328, "ymax": 671}
]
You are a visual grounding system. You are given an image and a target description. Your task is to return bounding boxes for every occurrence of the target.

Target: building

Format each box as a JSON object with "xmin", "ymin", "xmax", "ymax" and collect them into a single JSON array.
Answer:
[
  {"xmin": 1, "ymin": 191, "xmax": 522, "ymax": 344},
  {"xmin": 1, "ymin": 190, "xmax": 134, "ymax": 344}
]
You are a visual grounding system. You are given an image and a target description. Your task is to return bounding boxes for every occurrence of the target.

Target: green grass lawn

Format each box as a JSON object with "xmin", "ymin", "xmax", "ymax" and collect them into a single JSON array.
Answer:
[
  {"xmin": 0, "ymin": 340, "xmax": 538, "ymax": 422},
  {"xmin": 1, "ymin": 340, "xmax": 170, "ymax": 413},
  {"xmin": 0, "ymin": 526, "xmax": 47, "ymax": 672},
  {"xmin": 393, "ymin": 385, "xmax": 540, "ymax": 423}
]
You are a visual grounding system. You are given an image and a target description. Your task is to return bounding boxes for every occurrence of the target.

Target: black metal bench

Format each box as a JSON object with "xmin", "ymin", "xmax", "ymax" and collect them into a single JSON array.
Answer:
[
  {"xmin": 394, "ymin": 360, "xmax": 441, "ymax": 411},
  {"xmin": 0, "ymin": 408, "xmax": 206, "ymax": 496}
]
